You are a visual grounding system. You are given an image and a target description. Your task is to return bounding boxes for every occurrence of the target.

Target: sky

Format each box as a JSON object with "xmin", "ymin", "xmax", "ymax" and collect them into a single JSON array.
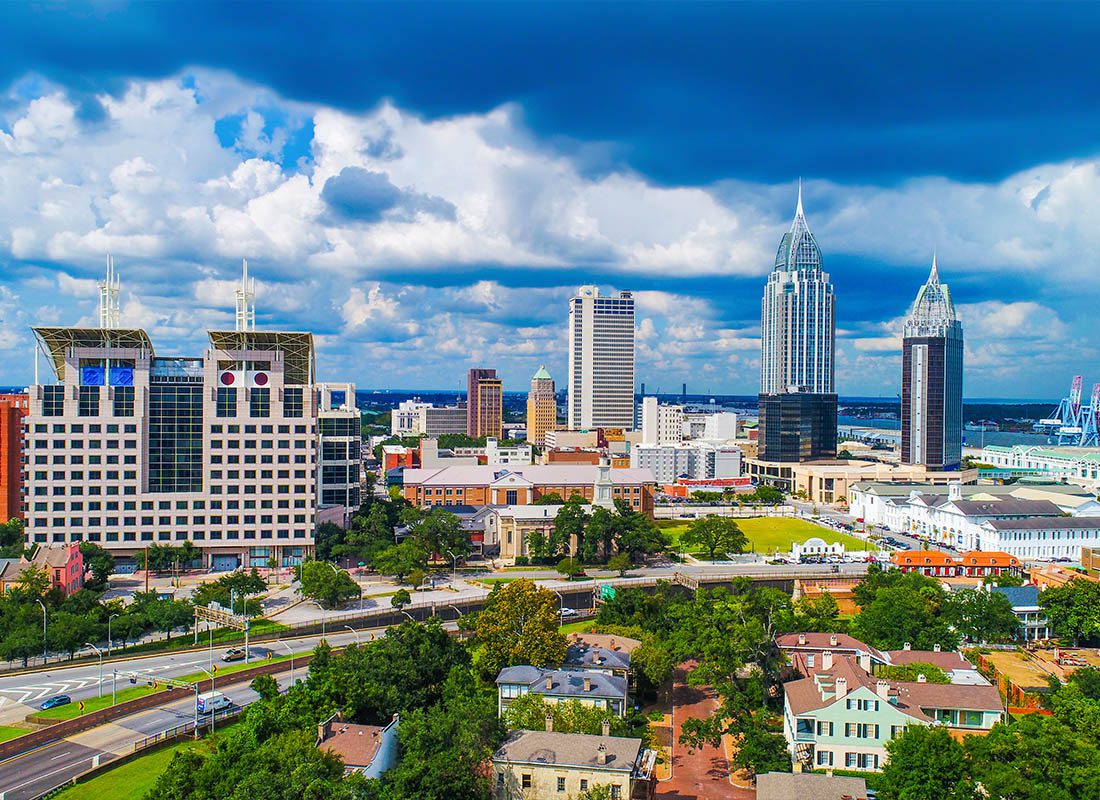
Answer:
[{"xmin": 1, "ymin": 2, "xmax": 1099, "ymax": 400}]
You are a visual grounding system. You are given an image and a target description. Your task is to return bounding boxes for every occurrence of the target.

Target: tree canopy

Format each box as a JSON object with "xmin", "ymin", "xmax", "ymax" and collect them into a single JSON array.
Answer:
[{"xmin": 472, "ymin": 579, "xmax": 567, "ymax": 676}]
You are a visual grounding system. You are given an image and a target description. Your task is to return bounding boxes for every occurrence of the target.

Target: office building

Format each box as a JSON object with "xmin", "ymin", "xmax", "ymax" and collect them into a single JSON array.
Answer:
[
  {"xmin": 391, "ymin": 399, "xmax": 431, "ymax": 435},
  {"xmin": 0, "ymin": 393, "xmax": 28, "ymax": 521},
  {"xmin": 568, "ymin": 286, "xmax": 635, "ymax": 430},
  {"xmin": 631, "ymin": 442, "xmax": 741, "ymax": 484},
  {"xmin": 902, "ymin": 255, "xmax": 963, "ymax": 469},
  {"xmin": 526, "ymin": 366, "xmax": 556, "ymax": 446},
  {"xmin": 21, "ymin": 261, "xmax": 359, "ymax": 570},
  {"xmin": 639, "ymin": 397, "xmax": 683, "ymax": 446},
  {"xmin": 468, "ymin": 368, "xmax": 503, "ymax": 439},
  {"xmin": 758, "ymin": 185, "xmax": 837, "ymax": 462}
]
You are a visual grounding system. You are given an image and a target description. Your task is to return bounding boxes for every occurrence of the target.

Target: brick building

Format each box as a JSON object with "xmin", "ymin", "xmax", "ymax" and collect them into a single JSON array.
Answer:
[{"xmin": 0, "ymin": 393, "xmax": 28, "ymax": 521}]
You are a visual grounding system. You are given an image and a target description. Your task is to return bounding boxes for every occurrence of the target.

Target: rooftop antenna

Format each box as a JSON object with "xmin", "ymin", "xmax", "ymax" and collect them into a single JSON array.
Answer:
[
  {"xmin": 98, "ymin": 255, "xmax": 121, "ymax": 330},
  {"xmin": 235, "ymin": 258, "xmax": 256, "ymax": 332}
]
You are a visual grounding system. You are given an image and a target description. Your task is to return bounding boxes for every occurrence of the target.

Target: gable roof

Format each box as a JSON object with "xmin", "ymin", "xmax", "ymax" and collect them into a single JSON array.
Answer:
[
  {"xmin": 993, "ymin": 585, "xmax": 1042, "ymax": 609},
  {"xmin": 950, "ymin": 498, "xmax": 1062, "ymax": 517},
  {"xmin": 493, "ymin": 730, "xmax": 642, "ymax": 772},
  {"xmin": 496, "ymin": 666, "xmax": 628, "ymax": 700},
  {"xmin": 984, "ymin": 517, "xmax": 1100, "ymax": 531},
  {"xmin": 757, "ymin": 771, "xmax": 867, "ymax": 800}
]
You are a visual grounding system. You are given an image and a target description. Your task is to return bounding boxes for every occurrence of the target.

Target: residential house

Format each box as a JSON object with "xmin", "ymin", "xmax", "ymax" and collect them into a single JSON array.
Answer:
[
  {"xmin": 756, "ymin": 771, "xmax": 868, "ymax": 800},
  {"xmin": 564, "ymin": 633, "xmax": 639, "ymax": 681},
  {"xmin": 28, "ymin": 543, "xmax": 84, "ymax": 595},
  {"xmin": 317, "ymin": 713, "xmax": 399, "ymax": 779},
  {"xmin": 491, "ymin": 728, "xmax": 656, "ymax": 800},
  {"xmin": 0, "ymin": 558, "xmax": 23, "ymax": 593},
  {"xmin": 775, "ymin": 632, "xmax": 888, "ymax": 670},
  {"xmin": 782, "ymin": 647, "xmax": 1003, "ymax": 771},
  {"xmin": 496, "ymin": 665, "xmax": 629, "ymax": 718},
  {"xmin": 992, "ymin": 585, "xmax": 1053, "ymax": 641}
]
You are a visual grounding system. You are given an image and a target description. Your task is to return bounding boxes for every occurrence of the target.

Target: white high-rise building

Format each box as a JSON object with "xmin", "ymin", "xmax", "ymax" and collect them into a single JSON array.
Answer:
[
  {"xmin": 640, "ymin": 397, "xmax": 683, "ymax": 445},
  {"xmin": 567, "ymin": 286, "xmax": 635, "ymax": 430}
]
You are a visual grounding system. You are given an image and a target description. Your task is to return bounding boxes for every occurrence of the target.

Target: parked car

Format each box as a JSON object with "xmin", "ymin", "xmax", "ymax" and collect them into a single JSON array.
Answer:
[
  {"xmin": 558, "ymin": 607, "xmax": 579, "ymax": 618},
  {"xmin": 222, "ymin": 648, "xmax": 248, "ymax": 662},
  {"xmin": 40, "ymin": 694, "xmax": 71, "ymax": 710}
]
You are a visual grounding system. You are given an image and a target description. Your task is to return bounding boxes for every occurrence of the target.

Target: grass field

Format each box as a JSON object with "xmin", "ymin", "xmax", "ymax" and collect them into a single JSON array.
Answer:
[
  {"xmin": 659, "ymin": 516, "xmax": 867, "ymax": 555},
  {"xmin": 0, "ymin": 726, "xmax": 28, "ymax": 743},
  {"xmin": 559, "ymin": 620, "xmax": 597, "ymax": 635}
]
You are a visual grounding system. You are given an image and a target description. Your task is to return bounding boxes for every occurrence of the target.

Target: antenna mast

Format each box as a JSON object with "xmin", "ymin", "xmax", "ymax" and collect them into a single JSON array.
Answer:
[
  {"xmin": 235, "ymin": 258, "xmax": 256, "ymax": 332},
  {"xmin": 98, "ymin": 255, "xmax": 121, "ymax": 330}
]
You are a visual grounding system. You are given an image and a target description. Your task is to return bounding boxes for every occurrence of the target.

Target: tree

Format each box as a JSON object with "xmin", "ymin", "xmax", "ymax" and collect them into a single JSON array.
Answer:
[
  {"xmin": 47, "ymin": 611, "xmax": 100, "ymax": 658},
  {"xmin": 607, "ymin": 552, "xmax": 633, "ymax": 577},
  {"xmin": 391, "ymin": 589, "xmax": 411, "ymax": 610},
  {"xmin": 556, "ymin": 557, "xmax": 585, "ymax": 580},
  {"xmin": 314, "ymin": 521, "xmax": 346, "ymax": 562},
  {"xmin": 132, "ymin": 592, "xmax": 193, "ymax": 641},
  {"xmin": 503, "ymin": 695, "xmax": 644, "ymax": 741},
  {"xmin": 612, "ymin": 500, "xmax": 667, "ymax": 560},
  {"xmin": 473, "ymin": 579, "xmax": 567, "ymax": 675},
  {"xmin": 751, "ymin": 485, "xmax": 784, "ymax": 505},
  {"xmin": 680, "ymin": 516, "xmax": 747, "ymax": 560},
  {"xmin": 78, "ymin": 541, "xmax": 114, "ymax": 591},
  {"xmin": 575, "ymin": 787, "xmax": 614, "ymax": 800},
  {"xmin": 15, "ymin": 565, "xmax": 49, "ymax": 599},
  {"xmin": 404, "ymin": 507, "xmax": 469, "ymax": 559},
  {"xmin": 250, "ymin": 674, "xmax": 280, "ymax": 701},
  {"xmin": 877, "ymin": 662, "xmax": 950, "ymax": 684},
  {"xmin": 983, "ymin": 572, "xmax": 1024, "ymax": 587},
  {"xmin": 371, "ymin": 540, "xmax": 428, "ymax": 584},
  {"xmin": 1041, "ymin": 578, "xmax": 1100, "ymax": 645},
  {"xmin": 551, "ymin": 499, "xmax": 589, "ymax": 561},
  {"xmin": 879, "ymin": 725, "xmax": 976, "ymax": 800},
  {"xmin": 298, "ymin": 561, "xmax": 361, "ymax": 610},
  {"xmin": 943, "ymin": 588, "xmax": 1018, "ymax": 643},
  {"xmin": 534, "ymin": 492, "xmax": 564, "ymax": 505},
  {"xmin": 0, "ymin": 518, "xmax": 24, "ymax": 558},
  {"xmin": 630, "ymin": 637, "xmax": 675, "ymax": 690},
  {"xmin": 849, "ymin": 584, "xmax": 958, "ymax": 651},
  {"xmin": 793, "ymin": 592, "xmax": 842, "ymax": 632}
]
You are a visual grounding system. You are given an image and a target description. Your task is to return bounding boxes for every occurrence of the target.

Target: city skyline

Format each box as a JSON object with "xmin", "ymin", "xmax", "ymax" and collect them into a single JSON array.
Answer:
[{"xmin": 1, "ymin": 5, "xmax": 1098, "ymax": 398}]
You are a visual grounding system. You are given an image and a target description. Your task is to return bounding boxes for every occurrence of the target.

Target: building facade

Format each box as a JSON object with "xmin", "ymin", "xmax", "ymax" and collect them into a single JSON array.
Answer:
[
  {"xmin": 467, "ymin": 368, "xmax": 503, "ymax": 439},
  {"xmin": 526, "ymin": 366, "xmax": 556, "ymax": 446},
  {"xmin": 758, "ymin": 186, "xmax": 836, "ymax": 463},
  {"xmin": 901, "ymin": 256, "xmax": 963, "ymax": 469},
  {"xmin": 23, "ymin": 325, "xmax": 355, "ymax": 570},
  {"xmin": 0, "ymin": 393, "xmax": 28, "ymax": 521},
  {"xmin": 639, "ymin": 397, "xmax": 683, "ymax": 446},
  {"xmin": 568, "ymin": 286, "xmax": 636, "ymax": 430},
  {"xmin": 630, "ymin": 442, "xmax": 741, "ymax": 484}
]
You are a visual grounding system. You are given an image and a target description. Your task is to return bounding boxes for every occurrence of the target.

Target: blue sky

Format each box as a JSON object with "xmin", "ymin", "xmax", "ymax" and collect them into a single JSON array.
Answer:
[{"xmin": 0, "ymin": 2, "xmax": 1098, "ymax": 399}]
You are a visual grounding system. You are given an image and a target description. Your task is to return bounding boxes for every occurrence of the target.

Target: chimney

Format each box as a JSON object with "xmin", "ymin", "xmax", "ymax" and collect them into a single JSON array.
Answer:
[
  {"xmin": 917, "ymin": 673, "xmax": 928, "ymax": 683},
  {"xmin": 835, "ymin": 677, "xmax": 848, "ymax": 699},
  {"xmin": 933, "ymin": 643, "xmax": 941, "ymax": 652},
  {"xmin": 602, "ymin": 718, "xmax": 611, "ymax": 737},
  {"xmin": 545, "ymin": 714, "xmax": 554, "ymax": 733},
  {"xmin": 903, "ymin": 642, "xmax": 912, "ymax": 651},
  {"xmin": 798, "ymin": 633, "xmax": 807, "ymax": 645},
  {"xmin": 822, "ymin": 651, "xmax": 833, "ymax": 670},
  {"xmin": 875, "ymin": 680, "xmax": 890, "ymax": 699},
  {"xmin": 584, "ymin": 676, "xmax": 592, "ymax": 692},
  {"xmin": 858, "ymin": 653, "xmax": 871, "ymax": 673},
  {"xmin": 596, "ymin": 743, "xmax": 608, "ymax": 765},
  {"xmin": 545, "ymin": 675, "xmax": 554, "ymax": 691},
  {"xmin": 610, "ymin": 638, "xmax": 617, "ymax": 650},
  {"xmin": 829, "ymin": 634, "xmax": 838, "ymax": 646}
]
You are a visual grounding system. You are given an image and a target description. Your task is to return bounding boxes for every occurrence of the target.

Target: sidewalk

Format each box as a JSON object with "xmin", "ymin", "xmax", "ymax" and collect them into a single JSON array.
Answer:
[{"xmin": 656, "ymin": 665, "xmax": 754, "ymax": 800}]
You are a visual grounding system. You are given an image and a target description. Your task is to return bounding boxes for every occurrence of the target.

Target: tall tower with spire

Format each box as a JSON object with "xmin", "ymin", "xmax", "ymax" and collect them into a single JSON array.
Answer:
[
  {"xmin": 235, "ymin": 258, "xmax": 256, "ymax": 332},
  {"xmin": 901, "ymin": 253, "xmax": 964, "ymax": 469},
  {"xmin": 757, "ymin": 183, "xmax": 838, "ymax": 464}
]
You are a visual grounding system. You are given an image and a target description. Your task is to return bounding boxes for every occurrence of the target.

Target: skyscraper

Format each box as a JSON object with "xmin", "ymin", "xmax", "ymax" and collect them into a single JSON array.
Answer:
[
  {"xmin": 567, "ymin": 286, "xmax": 635, "ymax": 430},
  {"xmin": 526, "ymin": 366, "xmax": 556, "ymax": 446},
  {"xmin": 901, "ymin": 254, "xmax": 964, "ymax": 469},
  {"xmin": 758, "ymin": 185, "xmax": 837, "ymax": 462},
  {"xmin": 467, "ymin": 367, "xmax": 503, "ymax": 439}
]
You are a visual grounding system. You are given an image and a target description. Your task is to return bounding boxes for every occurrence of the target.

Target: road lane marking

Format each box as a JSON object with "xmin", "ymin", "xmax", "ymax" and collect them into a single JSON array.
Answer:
[{"xmin": 48, "ymin": 751, "xmax": 71, "ymax": 760}]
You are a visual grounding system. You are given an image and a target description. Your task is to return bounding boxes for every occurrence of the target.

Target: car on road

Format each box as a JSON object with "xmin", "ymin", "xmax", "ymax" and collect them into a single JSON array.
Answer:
[
  {"xmin": 558, "ymin": 607, "xmax": 579, "ymax": 618},
  {"xmin": 221, "ymin": 648, "xmax": 248, "ymax": 662},
  {"xmin": 40, "ymin": 694, "xmax": 71, "ymax": 710},
  {"xmin": 197, "ymin": 691, "xmax": 233, "ymax": 714}
]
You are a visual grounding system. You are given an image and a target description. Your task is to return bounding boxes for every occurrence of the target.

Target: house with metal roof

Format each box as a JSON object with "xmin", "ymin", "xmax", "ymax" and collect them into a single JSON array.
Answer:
[
  {"xmin": 496, "ymin": 665, "xmax": 630, "ymax": 718},
  {"xmin": 992, "ymin": 584, "xmax": 1052, "ymax": 641}
]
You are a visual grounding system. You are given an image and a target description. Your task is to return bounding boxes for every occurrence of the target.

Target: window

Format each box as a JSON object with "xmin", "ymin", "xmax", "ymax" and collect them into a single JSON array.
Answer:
[
  {"xmin": 610, "ymin": 787, "xmax": 621, "ymax": 800},
  {"xmin": 796, "ymin": 718, "xmax": 814, "ymax": 738},
  {"xmin": 521, "ymin": 774, "xmax": 531, "ymax": 789},
  {"xmin": 78, "ymin": 386, "xmax": 101, "ymax": 417},
  {"xmin": 43, "ymin": 385, "xmax": 64, "ymax": 416},
  {"xmin": 216, "ymin": 387, "xmax": 237, "ymax": 418},
  {"xmin": 557, "ymin": 777, "xmax": 566, "ymax": 792},
  {"xmin": 506, "ymin": 490, "xmax": 518, "ymax": 505},
  {"xmin": 250, "ymin": 388, "xmax": 270, "ymax": 418},
  {"xmin": 113, "ymin": 385, "xmax": 135, "ymax": 416},
  {"xmin": 580, "ymin": 780, "xmax": 588, "ymax": 791},
  {"xmin": 284, "ymin": 387, "xmax": 304, "ymax": 418},
  {"xmin": 816, "ymin": 749, "xmax": 833, "ymax": 766},
  {"xmin": 816, "ymin": 721, "xmax": 833, "ymax": 736}
]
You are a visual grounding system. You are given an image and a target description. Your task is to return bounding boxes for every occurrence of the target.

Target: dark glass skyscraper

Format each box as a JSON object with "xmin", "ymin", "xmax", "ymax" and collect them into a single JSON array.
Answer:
[
  {"xmin": 901, "ymin": 255, "xmax": 964, "ymax": 469},
  {"xmin": 758, "ymin": 184, "xmax": 837, "ymax": 462}
]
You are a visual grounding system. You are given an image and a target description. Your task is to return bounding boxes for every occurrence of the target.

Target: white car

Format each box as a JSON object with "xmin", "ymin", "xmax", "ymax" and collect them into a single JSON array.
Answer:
[{"xmin": 558, "ymin": 607, "xmax": 579, "ymax": 618}]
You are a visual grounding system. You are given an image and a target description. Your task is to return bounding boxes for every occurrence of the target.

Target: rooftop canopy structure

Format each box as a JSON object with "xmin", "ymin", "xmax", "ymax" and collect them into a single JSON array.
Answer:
[
  {"xmin": 207, "ymin": 330, "xmax": 315, "ymax": 385},
  {"xmin": 33, "ymin": 327, "xmax": 155, "ymax": 382}
]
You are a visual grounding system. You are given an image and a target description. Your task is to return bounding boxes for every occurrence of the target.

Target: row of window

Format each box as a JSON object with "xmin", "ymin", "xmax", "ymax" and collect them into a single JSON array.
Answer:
[
  {"xmin": 499, "ymin": 773, "xmax": 621, "ymax": 797},
  {"xmin": 33, "ymin": 529, "xmax": 310, "ymax": 543},
  {"xmin": 31, "ymin": 497, "xmax": 307, "ymax": 511}
]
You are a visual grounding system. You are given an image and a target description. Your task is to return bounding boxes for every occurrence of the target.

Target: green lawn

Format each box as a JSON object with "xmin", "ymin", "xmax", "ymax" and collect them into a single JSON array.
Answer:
[
  {"xmin": 659, "ymin": 516, "xmax": 867, "ymax": 555},
  {"xmin": 559, "ymin": 620, "xmax": 597, "ymax": 635},
  {"xmin": 0, "ymin": 726, "xmax": 28, "ymax": 742}
]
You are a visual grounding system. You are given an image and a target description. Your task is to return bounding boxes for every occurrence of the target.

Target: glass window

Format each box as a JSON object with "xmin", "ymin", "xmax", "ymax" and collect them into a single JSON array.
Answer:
[
  {"xmin": 113, "ymin": 386, "xmax": 135, "ymax": 417},
  {"xmin": 78, "ymin": 386, "xmax": 101, "ymax": 417},
  {"xmin": 43, "ymin": 385, "xmax": 65, "ymax": 416},
  {"xmin": 216, "ymin": 387, "xmax": 237, "ymax": 418},
  {"xmin": 284, "ymin": 387, "xmax": 304, "ymax": 418},
  {"xmin": 250, "ymin": 388, "xmax": 270, "ymax": 418}
]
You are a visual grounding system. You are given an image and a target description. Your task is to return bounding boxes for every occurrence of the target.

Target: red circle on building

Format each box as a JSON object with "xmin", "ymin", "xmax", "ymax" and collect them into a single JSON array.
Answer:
[
  {"xmin": 253, "ymin": 372, "xmax": 269, "ymax": 386},
  {"xmin": 220, "ymin": 372, "xmax": 236, "ymax": 385}
]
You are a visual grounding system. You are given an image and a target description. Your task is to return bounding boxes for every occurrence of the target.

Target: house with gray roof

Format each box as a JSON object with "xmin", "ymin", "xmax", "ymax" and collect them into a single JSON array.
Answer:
[
  {"xmin": 496, "ymin": 665, "xmax": 629, "ymax": 718},
  {"xmin": 993, "ymin": 584, "xmax": 1052, "ymax": 641}
]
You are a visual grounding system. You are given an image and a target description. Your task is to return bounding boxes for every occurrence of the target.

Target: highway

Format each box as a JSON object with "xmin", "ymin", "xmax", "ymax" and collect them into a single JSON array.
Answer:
[{"xmin": 0, "ymin": 672, "xmax": 293, "ymax": 800}]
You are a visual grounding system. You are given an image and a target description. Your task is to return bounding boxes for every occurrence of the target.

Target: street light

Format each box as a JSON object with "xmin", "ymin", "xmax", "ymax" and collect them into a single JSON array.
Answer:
[
  {"xmin": 400, "ymin": 610, "xmax": 415, "ymax": 622},
  {"xmin": 445, "ymin": 549, "xmax": 458, "ymax": 581},
  {"xmin": 275, "ymin": 639, "xmax": 294, "ymax": 683},
  {"xmin": 35, "ymin": 600, "xmax": 47, "ymax": 665},
  {"xmin": 84, "ymin": 643, "xmax": 103, "ymax": 698},
  {"xmin": 107, "ymin": 613, "xmax": 119, "ymax": 657},
  {"xmin": 343, "ymin": 625, "xmax": 361, "ymax": 645},
  {"xmin": 195, "ymin": 666, "xmax": 216, "ymax": 734}
]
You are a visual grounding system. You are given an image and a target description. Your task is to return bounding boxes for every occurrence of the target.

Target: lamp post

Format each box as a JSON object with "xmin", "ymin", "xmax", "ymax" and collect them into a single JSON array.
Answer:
[
  {"xmin": 196, "ymin": 666, "xmax": 215, "ymax": 734},
  {"xmin": 343, "ymin": 625, "xmax": 361, "ymax": 645},
  {"xmin": 85, "ymin": 643, "xmax": 103, "ymax": 698},
  {"xmin": 36, "ymin": 600, "xmax": 47, "ymax": 665},
  {"xmin": 445, "ymin": 549, "xmax": 458, "ymax": 581},
  {"xmin": 400, "ymin": 610, "xmax": 415, "ymax": 622},
  {"xmin": 107, "ymin": 613, "xmax": 119, "ymax": 657},
  {"xmin": 275, "ymin": 639, "xmax": 294, "ymax": 683}
]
